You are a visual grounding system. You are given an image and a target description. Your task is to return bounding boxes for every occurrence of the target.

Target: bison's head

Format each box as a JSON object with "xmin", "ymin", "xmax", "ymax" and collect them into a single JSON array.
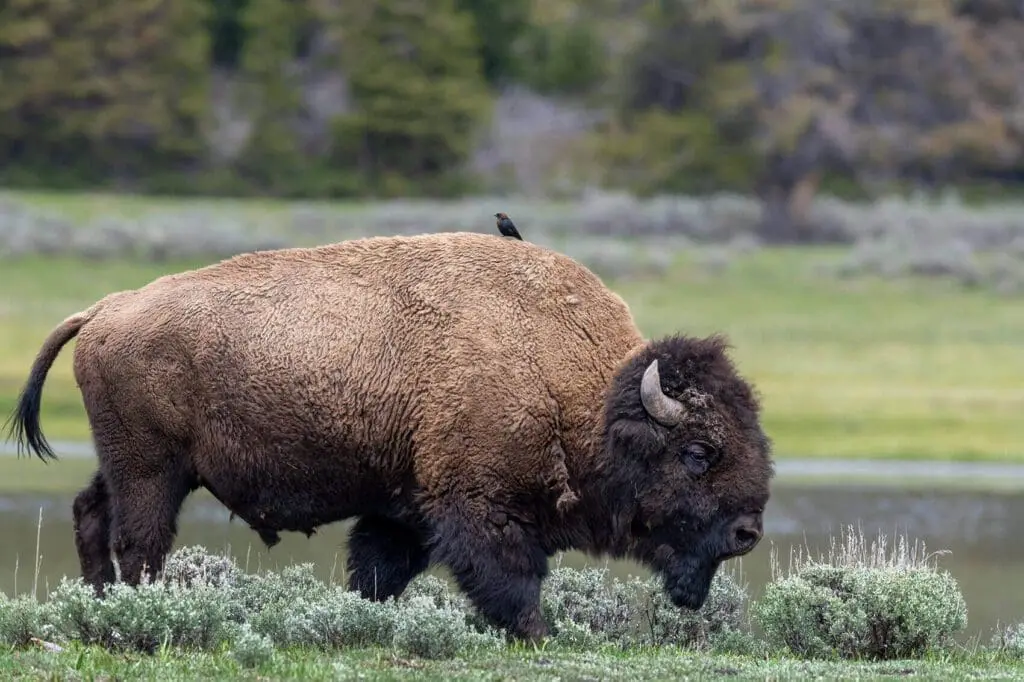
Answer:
[{"xmin": 598, "ymin": 333, "xmax": 773, "ymax": 610}]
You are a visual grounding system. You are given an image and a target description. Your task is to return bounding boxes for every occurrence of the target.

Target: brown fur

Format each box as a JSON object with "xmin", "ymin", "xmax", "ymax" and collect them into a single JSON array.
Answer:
[{"xmin": 4, "ymin": 232, "xmax": 774, "ymax": 640}]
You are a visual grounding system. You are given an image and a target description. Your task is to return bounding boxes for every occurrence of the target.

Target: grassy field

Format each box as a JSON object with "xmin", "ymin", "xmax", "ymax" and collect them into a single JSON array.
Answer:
[
  {"xmin": 2, "ymin": 247, "xmax": 1021, "ymax": 463},
  {"xmin": 2, "ymin": 188, "xmax": 1023, "ymax": 462},
  {"xmin": 1, "ymin": 645, "xmax": 1022, "ymax": 681},
  {"xmin": 2, "ymin": 190, "xmax": 1022, "ymax": 681}
]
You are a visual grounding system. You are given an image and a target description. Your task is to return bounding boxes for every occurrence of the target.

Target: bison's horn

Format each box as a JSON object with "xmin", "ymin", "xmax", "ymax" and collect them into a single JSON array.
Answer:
[{"xmin": 640, "ymin": 359, "xmax": 687, "ymax": 426}]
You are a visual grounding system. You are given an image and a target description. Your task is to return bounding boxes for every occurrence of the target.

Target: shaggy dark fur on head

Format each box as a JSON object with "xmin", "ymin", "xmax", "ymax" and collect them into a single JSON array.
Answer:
[
  {"xmin": 608, "ymin": 333, "xmax": 771, "ymax": 454},
  {"xmin": 594, "ymin": 332, "xmax": 774, "ymax": 608}
]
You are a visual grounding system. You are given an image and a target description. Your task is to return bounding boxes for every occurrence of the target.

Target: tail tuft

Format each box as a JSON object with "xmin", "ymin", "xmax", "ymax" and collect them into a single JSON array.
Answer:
[
  {"xmin": 4, "ymin": 310, "xmax": 94, "ymax": 463},
  {"xmin": 4, "ymin": 378, "xmax": 57, "ymax": 461}
]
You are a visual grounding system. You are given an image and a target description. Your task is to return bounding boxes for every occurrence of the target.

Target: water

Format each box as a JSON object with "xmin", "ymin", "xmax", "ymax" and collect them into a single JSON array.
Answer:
[{"xmin": 2, "ymin": 482, "xmax": 1022, "ymax": 641}]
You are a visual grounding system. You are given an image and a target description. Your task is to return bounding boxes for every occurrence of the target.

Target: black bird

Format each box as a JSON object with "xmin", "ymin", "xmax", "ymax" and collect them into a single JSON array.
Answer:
[{"xmin": 494, "ymin": 212, "xmax": 523, "ymax": 240}]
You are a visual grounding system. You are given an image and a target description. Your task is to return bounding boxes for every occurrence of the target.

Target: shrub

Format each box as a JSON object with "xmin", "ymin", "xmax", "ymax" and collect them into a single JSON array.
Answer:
[
  {"xmin": 47, "ymin": 576, "xmax": 233, "ymax": 653},
  {"xmin": 0, "ymin": 199, "xmax": 289, "ymax": 262},
  {"xmin": 993, "ymin": 622, "xmax": 1024, "ymax": 659},
  {"xmin": 0, "ymin": 594, "xmax": 54, "ymax": 647},
  {"xmin": 625, "ymin": 568, "xmax": 748, "ymax": 648},
  {"xmin": 2, "ymin": 550, "xmax": 513, "ymax": 660},
  {"xmin": 231, "ymin": 622, "xmax": 276, "ymax": 668},
  {"xmin": 829, "ymin": 193, "xmax": 1024, "ymax": 293},
  {"xmin": 239, "ymin": 563, "xmax": 326, "ymax": 642},
  {"xmin": 210, "ymin": 563, "xmax": 501, "ymax": 659},
  {"xmin": 392, "ymin": 594, "xmax": 497, "ymax": 660},
  {"xmin": 559, "ymin": 237, "xmax": 678, "ymax": 281},
  {"xmin": 0, "ymin": 546, "xmax": 753, "ymax": 656},
  {"xmin": 539, "ymin": 563, "xmax": 748, "ymax": 649},
  {"xmin": 541, "ymin": 566, "xmax": 635, "ymax": 647},
  {"xmin": 753, "ymin": 526, "xmax": 968, "ymax": 660},
  {"xmin": 0, "ymin": 539, "xmax": 994, "ymax": 663},
  {"xmin": 272, "ymin": 588, "xmax": 396, "ymax": 649},
  {"xmin": 162, "ymin": 545, "xmax": 244, "ymax": 589},
  {"xmin": 4, "ymin": 183, "xmax": 1024, "ymax": 298},
  {"xmin": 400, "ymin": 574, "xmax": 469, "ymax": 612},
  {"xmin": 6, "ymin": 189, "xmax": 1024, "ymax": 295},
  {"xmin": 400, "ymin": 574, "xmax": 507, "ymax": 637}
]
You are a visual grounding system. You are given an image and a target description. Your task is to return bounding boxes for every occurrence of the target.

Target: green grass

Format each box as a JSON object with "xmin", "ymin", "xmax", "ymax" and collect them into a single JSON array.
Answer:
[
  {"xmin": 615, "ymin": 248, "xmax": 1024, "ymax": 462},
  {"xmin": 1, "ymin": 245, "xmax": 1023, "ymax": 463},
  {"xmin": 1, "ymin": 644, "xmax": 1022, "ymax": 681}
]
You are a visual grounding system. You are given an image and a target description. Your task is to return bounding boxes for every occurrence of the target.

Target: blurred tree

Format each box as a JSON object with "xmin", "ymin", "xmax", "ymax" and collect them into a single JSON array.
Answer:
[
  {"xmin": 590, "ymin": 1, "xmax": 761, "ymax": 196},
  {"xmin": 5, "ymin": 0, "xmax": 1024, "ymax": 202},
  {"xmin": 319, "ymin": 0, "xmax": 492, "ymax": 196},
  {"xmin": 208, "ymin": 0, "xmax": 250, "ymax": 68},
  {"xmin": 232, "ymin": 0, "xmax": 316, "ymax": 194},
  {"xmin": 600, "ymin": 0, "xmax": 1024, "ymax": 242},
  {"xmin": 517, "ymin": 18, "xmax": 608, "ymax": 95},
  {"xmin": 0, "ymin": 0, "xmax": 211, "ymax": 187},
  {"xmin": 454, "ymin": 0, "xmax": 533, "ymax": 86},
  {"xmin": 954, "ymin": 0, "xmax": 1024, "ymax": 23}
]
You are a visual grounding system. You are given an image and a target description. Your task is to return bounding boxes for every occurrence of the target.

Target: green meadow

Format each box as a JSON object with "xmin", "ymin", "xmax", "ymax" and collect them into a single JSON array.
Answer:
[
  {"xmin": 1, "ymin": 191, "xmax": 1023, "ymax": 680},
  {"xmin": 2, "ymin": 247, "xmax": 1021, "ymax": 462},
  {"xmin": 2, "ymin": 644, "xmax": 1023, "ymax": 681}
]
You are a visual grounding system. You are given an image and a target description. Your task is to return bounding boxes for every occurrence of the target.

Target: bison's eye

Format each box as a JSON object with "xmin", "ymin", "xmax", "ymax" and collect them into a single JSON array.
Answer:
[{"xmin": 682, "ymin": 441, "xmax": 717, "ymax": 476}]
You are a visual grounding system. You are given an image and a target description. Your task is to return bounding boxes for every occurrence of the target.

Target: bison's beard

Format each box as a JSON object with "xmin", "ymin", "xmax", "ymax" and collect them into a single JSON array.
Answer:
[
  {"xmin": 662, "ymin": 554, "xmax": 722, "ymax": 609},
  {"xmin": 632, "ymin": 523, "xmax": 729, "ymax": 611}
]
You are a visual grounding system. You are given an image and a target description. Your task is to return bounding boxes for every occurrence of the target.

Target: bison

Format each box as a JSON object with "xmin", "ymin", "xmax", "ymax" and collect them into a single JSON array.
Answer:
[{"xmin": 5, "ymin": 232, "xmax": 773, "ymax": 641}]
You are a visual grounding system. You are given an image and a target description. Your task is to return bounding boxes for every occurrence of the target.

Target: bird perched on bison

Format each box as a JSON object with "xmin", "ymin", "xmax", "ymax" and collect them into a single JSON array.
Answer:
[
  {"xmin": 5, "ymin": 232, "xmax": 774, "ymax": 642},
  {"xmin": 494, "ymin": 212, "xmax": 523, "ymax": 240}
]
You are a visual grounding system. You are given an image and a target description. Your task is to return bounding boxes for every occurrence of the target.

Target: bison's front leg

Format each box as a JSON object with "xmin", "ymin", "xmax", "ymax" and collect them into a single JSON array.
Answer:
[
  {"xmin": 346, "ymin": 515, "xmax": 430, "ymax": 601},
  {"xmin": 432, "ymin": 510, "xmax": 551, "ymax": 642}
]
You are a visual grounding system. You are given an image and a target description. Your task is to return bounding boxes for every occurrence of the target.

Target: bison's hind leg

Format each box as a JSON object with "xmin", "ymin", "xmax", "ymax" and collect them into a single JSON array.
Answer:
[
  {"xmin": 346, "ymin": 516, "xmax": 429, "ymax": 601},
  {"xmin": 90, "ymin": 424, "xmax": 196, "ymax": 587},
  {"xmin": 72, "ymin": 470, "xmax": 115, "ymax": 593},
  {"xmin": 108, "ymin": 463, "xmax": 195, "ymax": 586},
  {"xmin": 110, "ymin": 470, "xmax": 194, "ymax": 586}
]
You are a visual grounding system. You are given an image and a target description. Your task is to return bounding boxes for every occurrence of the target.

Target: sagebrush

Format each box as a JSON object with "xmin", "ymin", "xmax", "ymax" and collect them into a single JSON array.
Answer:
[
  {"xmin": 994, "ymin": 622, "xmax": 1024, "ymax": 659},
  {"xmin": 753, "ymin": 526, "xmax": 969, "ymax": 660},
  {"xmin": 539, "ymin": 564, "xmax": 748, "ymax": 649},
  {"xmin": 0, "ymin": 546, "xmax": 747, "ymax": 660},
  {"xmin": 0, "ymin": 531, "xmax": 984, "ymax": 663},
  {"xmin": 2, "ymin": 190, "xmax": 1023, "ymax": 292}
]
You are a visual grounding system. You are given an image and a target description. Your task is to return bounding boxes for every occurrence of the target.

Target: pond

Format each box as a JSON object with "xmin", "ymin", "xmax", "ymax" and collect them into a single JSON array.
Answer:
[{"xmin": 1, "ymin": 482, "xmax": 1022, "ymax": 641}]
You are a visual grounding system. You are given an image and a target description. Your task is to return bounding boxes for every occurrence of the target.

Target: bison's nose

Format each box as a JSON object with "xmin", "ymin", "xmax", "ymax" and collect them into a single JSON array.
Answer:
[{"xmin": 728, "ymin": 513, "xmax": 763, "ymax": 556}]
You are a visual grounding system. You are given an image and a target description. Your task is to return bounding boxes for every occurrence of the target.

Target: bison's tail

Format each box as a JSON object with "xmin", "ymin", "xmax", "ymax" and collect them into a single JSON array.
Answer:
[{"xmin": 4, "ymin": 307, "xmax": 97, "ymax": 462}]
